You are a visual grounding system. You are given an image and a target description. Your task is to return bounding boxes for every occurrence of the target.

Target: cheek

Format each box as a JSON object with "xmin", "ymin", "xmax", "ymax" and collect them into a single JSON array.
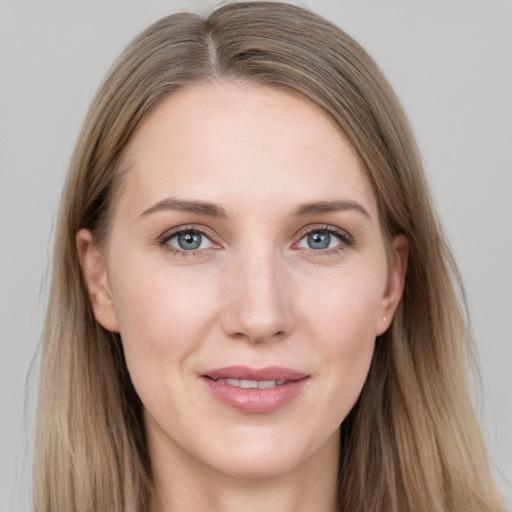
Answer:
[
  {"xmin": 300, "ymin": 263, "xmax": 385, "ymax": 344},
  {"xmin": 299, "ymin": 265, "xmax": 384, "ymax": 410},
  {"xmin": 108, "ymin": 260, "xmax": 223, "ymax": 425},
  {"xmin": 109, "ymin": 258, "xmax": 219, "ymax": 361}
]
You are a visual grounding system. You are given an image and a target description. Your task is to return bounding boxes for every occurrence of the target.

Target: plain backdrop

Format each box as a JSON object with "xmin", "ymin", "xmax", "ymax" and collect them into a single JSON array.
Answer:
[{"xmin": 1, "ymin": 1, "xmax": 511, "ymax": 510}]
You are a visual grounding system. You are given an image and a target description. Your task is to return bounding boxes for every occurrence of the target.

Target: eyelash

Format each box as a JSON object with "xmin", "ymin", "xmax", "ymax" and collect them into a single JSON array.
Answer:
[
  {"xmin": 156, "ymin": 225, "xmax": 354, "ymax": 258},
  {"xmin": 295, "ymin": 225, "xmax": 354, "ymax": 257},
  {"xmin": 156, "ymin": 226, "xmax": 219, "ymax": 258}
]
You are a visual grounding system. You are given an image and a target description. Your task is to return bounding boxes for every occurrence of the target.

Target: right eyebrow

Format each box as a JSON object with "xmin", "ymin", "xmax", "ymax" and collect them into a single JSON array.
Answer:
[{"xmin": 139, "ymin": 198, "xmax": 228, "ymax": 219}]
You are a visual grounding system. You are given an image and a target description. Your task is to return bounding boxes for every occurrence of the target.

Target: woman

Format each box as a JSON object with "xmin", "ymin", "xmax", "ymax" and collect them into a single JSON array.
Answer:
[{"xmin": 34, "ymin": 2, "xmax": 505, "ymax": 511}]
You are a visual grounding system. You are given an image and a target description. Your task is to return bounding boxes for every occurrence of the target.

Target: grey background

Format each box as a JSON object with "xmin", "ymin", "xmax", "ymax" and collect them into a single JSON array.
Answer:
[{"xmin": 1, "ymin": 1, "xmax": 511, "ymax": 510}]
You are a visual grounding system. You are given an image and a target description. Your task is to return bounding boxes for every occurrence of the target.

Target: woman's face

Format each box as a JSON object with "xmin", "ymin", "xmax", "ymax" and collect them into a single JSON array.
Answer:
[{"xmin": 79, "ymin": 83, "xmax": 407, "ymax": 479}]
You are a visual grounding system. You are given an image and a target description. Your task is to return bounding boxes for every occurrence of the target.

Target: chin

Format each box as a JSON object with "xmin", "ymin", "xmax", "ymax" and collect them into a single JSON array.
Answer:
[
  {"xmin": 205, "ymin": 449, "xmax": 307, "ymax": 479},
  {"xmin": 193, "ymin": 423, "xmax": 339, "ymax": 480}
]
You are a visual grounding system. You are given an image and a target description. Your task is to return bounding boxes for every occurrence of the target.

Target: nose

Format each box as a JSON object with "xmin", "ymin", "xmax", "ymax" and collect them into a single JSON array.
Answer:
[{"xmin": 220, "ymin": 247, "xmax": 294, "ymax": 344}]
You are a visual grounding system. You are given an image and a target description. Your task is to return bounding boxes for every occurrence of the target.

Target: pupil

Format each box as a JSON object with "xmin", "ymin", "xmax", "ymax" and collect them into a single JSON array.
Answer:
[
  {"xmin": 178, "ymin": 232, "xmax": 201, "ymax": 250},
  {"xmin": 308, "ymin": 231, "xmax": 330, "ymax": 250}
]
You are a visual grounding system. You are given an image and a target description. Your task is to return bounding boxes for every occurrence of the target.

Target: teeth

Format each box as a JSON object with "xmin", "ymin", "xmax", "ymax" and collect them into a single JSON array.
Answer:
[
  {"xmin": 215, "ymin": 378, "xmax": 286, "ymax": 389},
  {"xmin": 258, "ymin": 380, "xmax": 277, "ymax": 389}
]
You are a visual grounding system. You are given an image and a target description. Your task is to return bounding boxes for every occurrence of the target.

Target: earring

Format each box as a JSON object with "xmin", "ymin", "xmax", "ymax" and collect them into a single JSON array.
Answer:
[{"xmin": 382, "ymin": 316, "xmax": 387, "ymax": 322}]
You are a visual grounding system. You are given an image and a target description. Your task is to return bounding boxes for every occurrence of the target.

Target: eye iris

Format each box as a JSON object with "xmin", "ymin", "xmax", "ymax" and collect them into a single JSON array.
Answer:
[
  {"xmin": 307, "ymin": 231, "xmax": 330, "ymax": 250},
  {"xmin": 177, "ymin": 231, "xmax": 202, "ymax": 250}
]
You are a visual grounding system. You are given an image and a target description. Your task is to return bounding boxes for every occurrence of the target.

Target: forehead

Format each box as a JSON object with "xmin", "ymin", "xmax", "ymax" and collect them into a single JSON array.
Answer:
[{"xmin": 117, "ymin": 82, "xmax": 378, "ymax": 220}]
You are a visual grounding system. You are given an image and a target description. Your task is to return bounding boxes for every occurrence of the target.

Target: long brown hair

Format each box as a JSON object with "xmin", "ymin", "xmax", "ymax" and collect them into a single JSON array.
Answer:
[{"xmin": 34, "ymin": 2, "xmax": 504, "ymax": 511}]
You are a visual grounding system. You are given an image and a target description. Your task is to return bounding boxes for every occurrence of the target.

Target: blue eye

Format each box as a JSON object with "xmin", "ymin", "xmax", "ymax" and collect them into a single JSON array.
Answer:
[
  {"xmin": 297, "ymin": 229, "xmax": 347, "ymax": 250},
  {"xmin": 166, "ymin": 230, "xmax": 214, "ymax": 251}
]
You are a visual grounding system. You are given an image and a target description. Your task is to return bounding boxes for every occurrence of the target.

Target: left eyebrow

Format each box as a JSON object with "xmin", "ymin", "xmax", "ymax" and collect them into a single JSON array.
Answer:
[{"xmin": 291, "ymin": 200, "xmax": 370, "ymax": 219}]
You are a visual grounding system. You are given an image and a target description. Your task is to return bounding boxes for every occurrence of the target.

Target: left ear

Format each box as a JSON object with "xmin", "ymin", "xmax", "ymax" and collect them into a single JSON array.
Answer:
[{"xmin": 376, "ymin": 234, "xmax": 409, "ymax": 336}]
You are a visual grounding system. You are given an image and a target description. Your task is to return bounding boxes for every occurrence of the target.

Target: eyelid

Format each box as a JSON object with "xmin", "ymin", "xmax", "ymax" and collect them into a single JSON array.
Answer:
[
  {"xmin": 294, "ymin": 224, "xmax": 353, "ymax": 243},
  {"xmin": 292, "ymin": 224, "xmax": 354, "ymax": 252},
  {"xmin": 155, "ymin": 223, "xmax": 354, "ymax": 257},
  {"xmin": 157, "ymin": 225, "xmax": 222, "ymax": 251}
]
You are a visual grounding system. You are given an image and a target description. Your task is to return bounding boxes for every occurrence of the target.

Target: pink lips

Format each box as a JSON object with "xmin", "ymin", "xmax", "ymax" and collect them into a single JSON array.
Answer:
[{"xmin": 202, "ymin": 366, "xmax": 309, "ymax": 413}]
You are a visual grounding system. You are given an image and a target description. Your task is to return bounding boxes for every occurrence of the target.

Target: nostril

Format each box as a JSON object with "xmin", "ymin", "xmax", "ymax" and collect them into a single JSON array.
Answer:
[{"xmin": 229, "ymin": 329, "xmax": 287, "ymax": 344}]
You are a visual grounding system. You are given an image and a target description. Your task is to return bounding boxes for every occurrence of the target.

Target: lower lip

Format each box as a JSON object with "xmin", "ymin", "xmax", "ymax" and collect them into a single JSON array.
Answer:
[{"xmin": 202, "ymin": 377, "xmax": 309, "ymax": 413}]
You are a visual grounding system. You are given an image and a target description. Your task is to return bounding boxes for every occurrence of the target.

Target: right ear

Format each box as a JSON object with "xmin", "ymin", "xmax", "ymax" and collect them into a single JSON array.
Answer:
[{"xmin": 76, "ymin": 229, "xmax": 119, "ymax": 332}]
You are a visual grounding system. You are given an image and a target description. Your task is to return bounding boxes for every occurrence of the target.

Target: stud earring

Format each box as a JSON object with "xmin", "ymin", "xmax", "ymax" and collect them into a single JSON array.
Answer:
[{"xmin": 382, "ymin": 316, "xmax": 387, "ymax": 322}]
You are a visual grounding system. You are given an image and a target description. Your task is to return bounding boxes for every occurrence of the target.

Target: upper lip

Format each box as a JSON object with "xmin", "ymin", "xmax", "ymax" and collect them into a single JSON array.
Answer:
[{"xmin": 203, "ymin": 366, "xmax": 308, "ymax": 381}]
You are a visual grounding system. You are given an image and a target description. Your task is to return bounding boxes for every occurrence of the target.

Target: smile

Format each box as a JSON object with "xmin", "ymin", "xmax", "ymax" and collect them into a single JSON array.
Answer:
[
  {"xmin": 202, "ymin": 366, "xmax": 309, "ymax": 413},
  {"xmin": 212, "ymin": 378, "xmax": 287, "ymax": 388}
]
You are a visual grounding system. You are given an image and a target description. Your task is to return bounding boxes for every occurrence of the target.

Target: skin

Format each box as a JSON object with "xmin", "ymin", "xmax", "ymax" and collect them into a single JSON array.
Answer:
[{"xmin": 77, "ymin": 82, "xmax": 408, "ymax": 512}]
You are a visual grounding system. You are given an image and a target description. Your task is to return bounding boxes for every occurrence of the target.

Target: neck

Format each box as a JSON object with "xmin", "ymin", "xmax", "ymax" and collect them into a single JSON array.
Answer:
[{"xmin": 148, "ymin": 428, "xmax": 340, "ymax": 512}]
